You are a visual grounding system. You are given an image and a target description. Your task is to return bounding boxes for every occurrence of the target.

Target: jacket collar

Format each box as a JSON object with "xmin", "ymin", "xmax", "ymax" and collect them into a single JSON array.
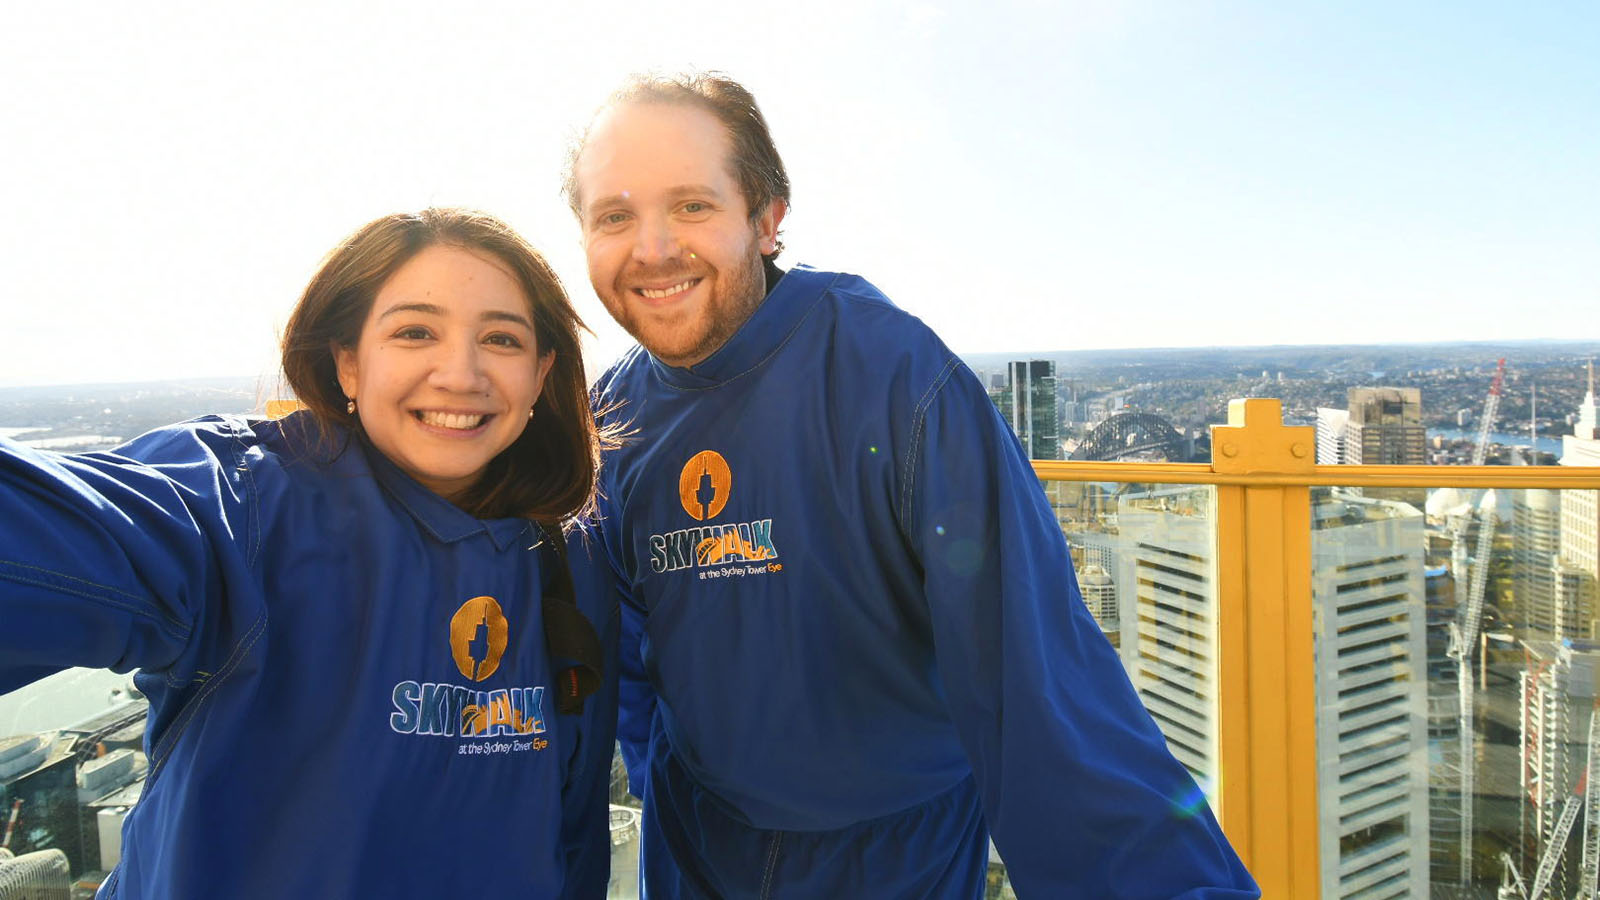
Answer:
[
  {"xmin": 649, "ymin": 265, "xmax": 834, "ymax": 390},
  {"xmin": 362, "ymin": 439, "xmax": 532, "ymax": 550}
]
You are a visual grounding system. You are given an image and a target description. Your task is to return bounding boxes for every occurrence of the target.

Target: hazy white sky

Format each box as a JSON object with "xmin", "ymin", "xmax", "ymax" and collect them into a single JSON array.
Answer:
[{"xmin": 2, "ymin": 1, "xmax": 1596, "ymax": 387}]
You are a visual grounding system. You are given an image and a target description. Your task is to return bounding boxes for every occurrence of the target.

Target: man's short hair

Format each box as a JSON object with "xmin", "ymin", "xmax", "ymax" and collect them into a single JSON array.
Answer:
[{"xmin": 564, "ymin": 71, "xmax": 792, "ymax": 260}]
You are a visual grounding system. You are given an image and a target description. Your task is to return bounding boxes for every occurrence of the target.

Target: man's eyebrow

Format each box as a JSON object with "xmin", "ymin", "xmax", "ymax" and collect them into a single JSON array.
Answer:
[
  {"xmin": 588, "ymin": 184, "xmax": 727, "ymax": 212},
  {"xmin": 664, "ymin": 184, "xmax": 723, "ymax": 201}
]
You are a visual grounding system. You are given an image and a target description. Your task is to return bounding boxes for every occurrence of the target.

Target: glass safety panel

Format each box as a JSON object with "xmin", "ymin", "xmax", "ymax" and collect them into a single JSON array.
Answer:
[
  {"xmin": 1311, "ymin": 484, "xmax": 1600, "ymax": 900},
  {"xmin": 1012, "ymin": 478, "xmax": 1223, "ymax": 898}
]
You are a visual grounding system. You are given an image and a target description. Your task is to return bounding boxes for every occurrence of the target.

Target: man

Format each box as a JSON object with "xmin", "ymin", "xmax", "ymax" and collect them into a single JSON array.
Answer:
[{"xmin": 568, "ymin": 72, "xmax": 1258, "ymax": 898}]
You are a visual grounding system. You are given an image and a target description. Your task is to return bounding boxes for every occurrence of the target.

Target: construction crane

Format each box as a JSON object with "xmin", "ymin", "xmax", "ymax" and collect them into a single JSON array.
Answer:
[
  {"xmin": 1581, "ymin": 717, "xmax": 1600, "ymax": 900},
  {"xmin": 1472, "ymin": 359, "xmax": 1507, "ymax": 467},
  {"xmin": 1499, "ymin": 704, "xmax": 1600, "ymax": 900},
  {"xmin": 1451, "ymin": 357, "xmax": 1507, "ymax": 891}
]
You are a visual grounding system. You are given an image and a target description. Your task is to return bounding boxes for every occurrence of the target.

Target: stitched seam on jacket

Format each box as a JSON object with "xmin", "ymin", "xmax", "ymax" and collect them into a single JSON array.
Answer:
[
  {"xmin": 899, "ymin": 355, "xmax": 961, "ymax": 528},
  {"xmin": 0, "ymin": 562, "xmax": 191, "ymax": 638},
  {"xmin": 147, "ymin": 608, "xmax": 268, "ymax": 777},
  {"xmin": 231, "ymin": 418, "xmax": 263, "ymax": 572},
  {"xmin": 759, "ymin": 831, "xmax": 784, "ymax": 900}
]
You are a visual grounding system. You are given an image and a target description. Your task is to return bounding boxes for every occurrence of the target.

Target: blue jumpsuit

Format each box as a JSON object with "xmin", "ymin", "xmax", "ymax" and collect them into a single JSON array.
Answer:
[
  {"xmin": 0, "ymin": 413, "xmax": 617, "ymax": 898},
  {"xmin": 593, "ymin": 266, "xmax": 1258, "ymax": 898}
]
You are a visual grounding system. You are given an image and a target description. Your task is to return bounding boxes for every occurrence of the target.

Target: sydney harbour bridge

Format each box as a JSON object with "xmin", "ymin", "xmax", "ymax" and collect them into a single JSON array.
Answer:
[{"xmin": 1067, "ymin": 412, "xmax": 1190, "ymax": 462}]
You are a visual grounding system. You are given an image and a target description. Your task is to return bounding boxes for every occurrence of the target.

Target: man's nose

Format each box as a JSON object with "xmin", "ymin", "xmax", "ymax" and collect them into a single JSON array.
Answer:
[{"xmin": 631, "ymin": 214, "xmax": 681, "ymax": 265}]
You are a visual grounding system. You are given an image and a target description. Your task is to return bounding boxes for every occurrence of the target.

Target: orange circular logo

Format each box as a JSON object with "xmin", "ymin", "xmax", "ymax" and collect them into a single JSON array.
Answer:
[
  {"xmin": 450, "ymin": 596, "xmax": 508, "ymax": 682},
  {"xmin": 678, "ymin": 450, "xmax": 732, "ymax": 521}
]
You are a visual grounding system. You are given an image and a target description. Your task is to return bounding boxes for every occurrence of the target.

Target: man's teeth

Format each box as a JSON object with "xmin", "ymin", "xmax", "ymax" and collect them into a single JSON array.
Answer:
[
  {"xmin": 417, "ymin": 411, "xmax": 485, "ymax": 430},
  {"xmin": 640, "ymin": 280, "xmax": 695, "ymax": 299}
]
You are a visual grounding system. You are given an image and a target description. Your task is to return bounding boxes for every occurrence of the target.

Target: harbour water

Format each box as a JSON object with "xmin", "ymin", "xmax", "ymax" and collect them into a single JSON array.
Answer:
[{"xmin": 1427, "ymin": 427, "xmax": 1566, "ymax": 456}]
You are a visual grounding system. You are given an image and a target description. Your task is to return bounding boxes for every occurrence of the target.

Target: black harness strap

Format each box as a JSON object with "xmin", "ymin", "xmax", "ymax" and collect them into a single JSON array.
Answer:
[{"xmin": 538, "ymin": 523, "xmax": 604, "ymax": 715}]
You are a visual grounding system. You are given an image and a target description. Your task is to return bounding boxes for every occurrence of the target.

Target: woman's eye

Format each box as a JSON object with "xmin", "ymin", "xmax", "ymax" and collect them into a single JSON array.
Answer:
[
  {"xmin": 395, "ymin": 326, "xmax": 431, "ymax": 340},
  {"xmin": 485, "ymin": 333, "xmax": 524, "ymax": 349}
]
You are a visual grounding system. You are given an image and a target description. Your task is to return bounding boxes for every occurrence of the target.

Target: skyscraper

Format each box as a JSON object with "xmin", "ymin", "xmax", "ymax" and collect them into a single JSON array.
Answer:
[
  {"xmin": 1558, "ymin": 362, "xmax": 1600, "ymax": 639},
  {"xmin": 1110, "ymin": 487, "xmax": 1430, "ymax": 898},
  {"xmin": 1423, "ymin": 566, "xmax": 1462, "ymax": 885},
  {"xmin": 1114, "ymin": 487, "xmax": 1219, "ymax": 795},
  {"xmin": 1006, "ymin": 359, "xmax": 1060, "ymax": 460},
  {"xmin": 1309, "ymin": 491, "xmax": 1431, "ymax": 899},
  {"xmin": 1316, "ymin": 407, "xmax": 1350, "ymax": 465},
  {"xmin": 1338, "ymin": 387, "xmax": 1427, "ymax": 505},
  {"xmin": 1514, "ymin": 490, "xmax": 1564, "ymax": 638},
  {"xmin": 1345, "ymin": 387, "xmax": 1426, "ymax": 466},
  {"xmin": 1077, "ymin": 564, "xmax": 1119, "ymax": 649},
  {"xmin": 1517, "ymin": 642, "xmax": 1600, "ymax": 900}
]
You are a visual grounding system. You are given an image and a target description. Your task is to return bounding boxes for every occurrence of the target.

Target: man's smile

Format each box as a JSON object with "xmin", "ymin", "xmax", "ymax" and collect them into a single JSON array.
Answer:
[{"xmin": 635, "ymin": 278, "xmax": 703, "ymax": 301}]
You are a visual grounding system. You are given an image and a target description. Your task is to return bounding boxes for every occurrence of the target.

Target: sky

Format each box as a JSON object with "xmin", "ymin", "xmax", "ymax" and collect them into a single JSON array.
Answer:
[{"xmin": 1, "ymin": 1, "xmax": 1596, "ymax": 388}]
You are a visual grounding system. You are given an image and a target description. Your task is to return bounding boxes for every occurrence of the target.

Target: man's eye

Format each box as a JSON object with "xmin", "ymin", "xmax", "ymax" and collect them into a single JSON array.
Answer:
[
  {"xmin": 599, "ymin": 211, "xmax": 630, "ymax": 227},
  {"xmin": 681, "ymin": 202, "xmax": 709, "ymax": 214}
]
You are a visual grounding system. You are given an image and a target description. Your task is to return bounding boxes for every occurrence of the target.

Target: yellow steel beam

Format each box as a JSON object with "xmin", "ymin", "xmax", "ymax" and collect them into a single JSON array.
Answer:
[
  {"xmin": 1032, "ymin": 398, "xmax": 1600, "ymax": 895},
  {"xmin": 1208, "ymin": 399, "xmax": 1319, "ymax": 898},
  {"xmin": 1033, "ymin": 459, "xmax": 1600, "ymax": 489}
]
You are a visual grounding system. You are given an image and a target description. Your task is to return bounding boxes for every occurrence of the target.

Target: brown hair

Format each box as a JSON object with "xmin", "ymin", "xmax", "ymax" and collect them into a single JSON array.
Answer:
[
  {"xmin": 281, "ymin": 208, "xmax": 607, "ymax": 524},
  {"xmin": 563, "ymin": 71, "xmax": 792, "ymax": 260}
]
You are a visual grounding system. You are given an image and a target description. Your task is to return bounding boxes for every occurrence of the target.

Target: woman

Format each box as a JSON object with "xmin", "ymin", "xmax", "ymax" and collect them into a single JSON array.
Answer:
[{"xmin": 0, "ymin": 208, "xmax": 617, "ymax": 898}]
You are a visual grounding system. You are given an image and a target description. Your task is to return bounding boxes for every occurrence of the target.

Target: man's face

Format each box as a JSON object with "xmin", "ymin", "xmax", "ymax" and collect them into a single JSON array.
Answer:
[{"xmin": 574, "ymin": 101, "xmax": 785, "ymax": 368}]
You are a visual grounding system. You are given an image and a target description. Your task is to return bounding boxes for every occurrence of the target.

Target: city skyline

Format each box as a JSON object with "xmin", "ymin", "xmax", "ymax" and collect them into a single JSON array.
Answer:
[{"xmin": 2, "ymin": 2, "xmax": 1597, "ymax": 388}]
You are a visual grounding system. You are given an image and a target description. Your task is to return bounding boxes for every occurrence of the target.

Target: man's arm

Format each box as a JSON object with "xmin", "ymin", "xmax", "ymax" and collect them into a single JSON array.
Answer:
[{"xmin": 904, "ymin": 362, "xmax": 1259, "ymax": 898}]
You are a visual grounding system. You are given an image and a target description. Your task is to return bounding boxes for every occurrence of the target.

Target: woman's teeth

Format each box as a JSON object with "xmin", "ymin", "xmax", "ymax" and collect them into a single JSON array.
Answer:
[{"xmin": 416, "ymin": 411, "xmax": 485, "ymax": 430}]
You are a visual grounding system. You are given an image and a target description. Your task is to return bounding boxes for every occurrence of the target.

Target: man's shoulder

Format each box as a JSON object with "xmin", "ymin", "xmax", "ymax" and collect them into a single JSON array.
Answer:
[
  {"xmin": 798, "ymin": 266, "xmax": 956, "ymax": 371},
  {"xmin": 591, "ymin": 344, "xmax": 652, "ymax": 403},
  {"xmin": 784, "ymin": 264, "xmax": 940, "ymax": 349}
]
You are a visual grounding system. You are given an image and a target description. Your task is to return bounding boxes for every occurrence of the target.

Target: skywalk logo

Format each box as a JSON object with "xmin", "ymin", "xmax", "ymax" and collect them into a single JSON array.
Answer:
[
  {"xmin": 649, "ymin": 450, "xmax": 782, "ymax": 576},
  {"xmin": 388, "ymin": 596, "xmax": 548, "ymax": 750}
]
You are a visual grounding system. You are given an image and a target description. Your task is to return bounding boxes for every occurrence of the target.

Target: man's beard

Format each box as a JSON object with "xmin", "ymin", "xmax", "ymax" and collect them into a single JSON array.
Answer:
[{"xmin": 610, "ymin": 246, "xmax": 768, "ymax": 369}]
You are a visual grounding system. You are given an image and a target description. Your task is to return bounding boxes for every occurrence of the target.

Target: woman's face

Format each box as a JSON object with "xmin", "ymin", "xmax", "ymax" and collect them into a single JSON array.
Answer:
[{"xmin": 335, "ymin": 244, "xmax": 554, "ymax": 503}]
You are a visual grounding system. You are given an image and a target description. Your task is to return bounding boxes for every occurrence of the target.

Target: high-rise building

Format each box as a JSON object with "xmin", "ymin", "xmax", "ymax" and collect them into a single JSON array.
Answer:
[
  {"xmin": 1423, "ymin": 566, "xmax": 1462, "ymax": 885},
  {"xmin": 1316, "ymin": 408, "xmax": 1350, "ymax": 465},
  {"xmin": 1110, "ymin": 487, "xmax": 1430, "ymax": 897},
  {"xmin": 1330, "ymin": 387, "xmax": 1428, "ymax": 505},
  {"xmin": 1514, "ymin": 490, "xmax": 1564, "ymax": 638},
  {"xmin": 1345, "ymin": 387, "xmax": 1426, "ymax": 467},
  {"xmin": 1558, "ymin": 362, "xmax": 1600, "ymax": 639},
  {"xmin": 1006, "ymin": 360, "xmax": 1060, "ymax": 460},
  {"xmin": 1077, "ymin": 564, "xmax": 1119, "ymax": 649},
  {"xmin": 1309, "ymin": 491, "xmax": 1431, "ymax": 899},
  {"xmin": 1114, "ymin": 488, "xmax": 1219, "ymax": 795},
  {"xmin": 1516, "ymin": 642, "xmax": 1600, "ymax": 900}
]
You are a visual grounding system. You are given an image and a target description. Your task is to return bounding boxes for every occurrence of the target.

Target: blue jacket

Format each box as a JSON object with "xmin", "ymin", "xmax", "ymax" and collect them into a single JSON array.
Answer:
[
  {"xmin": 0, "ymin": 413, "xmax": 617, "ymax": 898},
  {"xmin": 593, "ymin": 266, "xmax": 1258, "ymax": 898}
]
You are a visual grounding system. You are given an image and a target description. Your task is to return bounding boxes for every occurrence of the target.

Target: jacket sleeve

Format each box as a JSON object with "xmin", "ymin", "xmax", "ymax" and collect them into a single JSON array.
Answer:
[
  {"xmin": 590, "ymin": 368, "xmax": 656, "ymax": 802},
  {"xmin": 597, "ymin": 486, "xmax": 656, "ymax": 801},
  {"xmin": 903, "ymin": 364, "xmax": 1259, "ymax": 899},
  {"xmin": 558, "ymin": 529, "xmax": 624, "ymax": 899},
  {"xmin": 0, "ymin": 426, "xmax": 243, "ymax": 695}
]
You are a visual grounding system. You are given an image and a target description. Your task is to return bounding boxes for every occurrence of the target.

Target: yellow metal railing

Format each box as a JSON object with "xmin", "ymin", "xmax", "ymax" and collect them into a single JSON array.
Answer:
[{"xmin": 1030, "ymin": 398, "xmax": 1600, "ymax": 899}]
